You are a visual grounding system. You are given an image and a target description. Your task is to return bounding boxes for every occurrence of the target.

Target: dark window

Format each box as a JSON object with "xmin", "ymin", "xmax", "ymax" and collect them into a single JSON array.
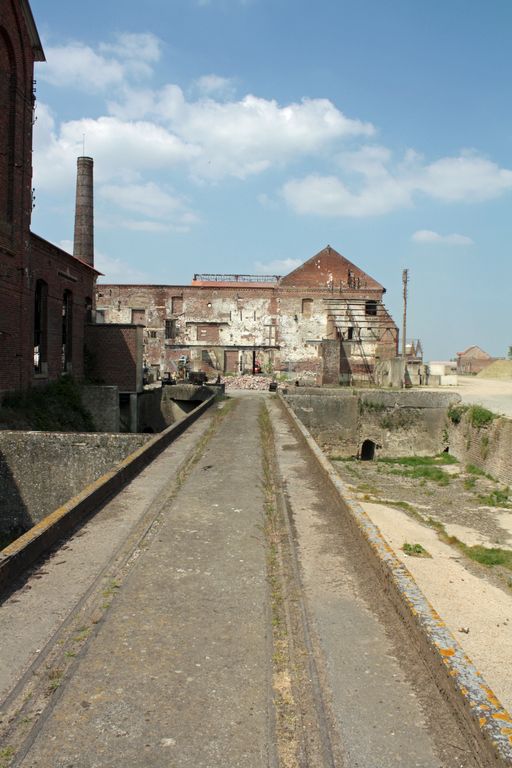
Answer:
[
  {"xmin": 365, "ymin": 300, "xmax": 378, "ymax": 317},
  {"xmin": 34, "ymin": 280, "xmax": 48, "ymax": 373},
  {"xmin": 347, "ymin": 327, "xmax": 354, "ymax": 340},
  {"xmin": 165, "ymin": 319, "xmax": 177, "ymax": 339},
  {"xmin": 62, "ymin": 290, "xmax": 73, "ymax": 372},
  {"xmin": 85, "ymin": 296, "xmax": 93, "ymax": 323}
]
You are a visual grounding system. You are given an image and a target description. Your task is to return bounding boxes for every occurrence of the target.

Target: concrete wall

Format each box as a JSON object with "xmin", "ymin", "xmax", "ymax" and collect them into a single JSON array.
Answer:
[
  {"xmin": 284, "ymin": 389, "xmax": 460, "ymax": 457},
  {"xmin": 448, "ymin": 412, "xmax": 512, "ymax": 486},
  {"xmin": 80, "ymin": 385, "xmax": 119, "ymax": 432},
  {"xmin": 0, "ymin": 431, "xmax": 150, "ymax": 538}
]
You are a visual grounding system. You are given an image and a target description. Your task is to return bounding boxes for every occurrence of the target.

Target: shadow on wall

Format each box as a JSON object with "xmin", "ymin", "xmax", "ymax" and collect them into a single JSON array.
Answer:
[{"xmin": 0, "ymin": 451, "xmax": 32, "ymax": 547}]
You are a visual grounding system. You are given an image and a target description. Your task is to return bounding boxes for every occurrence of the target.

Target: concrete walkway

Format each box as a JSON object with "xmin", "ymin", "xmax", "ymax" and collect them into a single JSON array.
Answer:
[
  {"xmin": 14, "ymin": 397, "xmax": 272, "ymax": 768},
  {"xmin": 1, "ymin": 394, "xmax": 482, "ymax": 767}
]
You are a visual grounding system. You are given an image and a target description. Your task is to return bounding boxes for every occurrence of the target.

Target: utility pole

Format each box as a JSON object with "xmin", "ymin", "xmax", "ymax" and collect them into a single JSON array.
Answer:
[{"xmin": 402, "ymin": 268, "xmax": 408, "ymax": 359}]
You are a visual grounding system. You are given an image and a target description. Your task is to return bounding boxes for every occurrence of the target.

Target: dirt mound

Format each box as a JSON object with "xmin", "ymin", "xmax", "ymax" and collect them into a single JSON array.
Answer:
[{"xmin": 477, "ymin": 360, "xmax": 512, "ymax": 379}]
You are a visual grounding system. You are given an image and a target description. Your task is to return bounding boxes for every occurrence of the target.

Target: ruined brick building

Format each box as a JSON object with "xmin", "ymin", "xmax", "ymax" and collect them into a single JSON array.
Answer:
[
  {"xmin": 97, "ymin": 246, "xmax": 399, "ymax": 385},
  {"xmin": 0, "ymin": 0, "xmax": 99, "ymax": 394}
]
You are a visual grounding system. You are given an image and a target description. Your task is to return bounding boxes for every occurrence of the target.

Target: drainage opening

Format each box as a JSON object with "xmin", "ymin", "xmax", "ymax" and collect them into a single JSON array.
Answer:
[{"xmin": 360, "ymin": 439, "xmax": 376, "ymax": 461}]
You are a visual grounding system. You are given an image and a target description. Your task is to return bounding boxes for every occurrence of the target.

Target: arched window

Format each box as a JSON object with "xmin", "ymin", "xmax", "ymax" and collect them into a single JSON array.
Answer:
[
  {"xmin": 34, "ymin": 280, "xmax": 48, "ymax": 374},
  {"xmin": 0, "ymin": 28, "xmax": 16, "ymax": 224},
  {"xmin": 62, "ymin": 290, "xmax": 73, "ymax": 372}
]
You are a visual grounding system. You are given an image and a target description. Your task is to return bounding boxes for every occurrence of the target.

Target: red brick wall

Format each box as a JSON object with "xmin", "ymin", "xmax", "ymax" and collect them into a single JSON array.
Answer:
[
  {"xmin": 0, "ymin": 5, "xmax": 98, "ymax": 395},
  {"xmin": 0, "ymin": 1, "xmax": 38, "ymax": 392},
  {"xmin": 85, "ymin": 324, "xmax": 143, "ymax": 393},
  {"xmin": 30, "ymin": 235, "xmax": 97, "ymax": 383}
]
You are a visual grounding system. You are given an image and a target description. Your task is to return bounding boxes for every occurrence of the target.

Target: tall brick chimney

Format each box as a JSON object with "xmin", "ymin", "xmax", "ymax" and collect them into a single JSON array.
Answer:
[{"xmin": 73, "ymin": 156, "xmax": 94, "ymax": 267}]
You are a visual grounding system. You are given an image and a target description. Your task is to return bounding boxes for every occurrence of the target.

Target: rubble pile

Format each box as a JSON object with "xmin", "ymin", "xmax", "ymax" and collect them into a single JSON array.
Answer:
[{"xmin": 221, "ymin": 375, "xmax": 275, "ymax": 390}]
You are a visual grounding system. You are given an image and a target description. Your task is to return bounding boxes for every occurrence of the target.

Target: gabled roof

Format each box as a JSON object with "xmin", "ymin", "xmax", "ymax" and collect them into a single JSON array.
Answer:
[
  {"xmin": 19, "ymin": 0, "xmax": 45, "ymax": 61},
  {"xmin": 279, "ymin": 245, "xmax": 384, "ymax": 291},
  {"xmin": 457, "ymin": 345, "xmax": 492, "ymax": 359}
]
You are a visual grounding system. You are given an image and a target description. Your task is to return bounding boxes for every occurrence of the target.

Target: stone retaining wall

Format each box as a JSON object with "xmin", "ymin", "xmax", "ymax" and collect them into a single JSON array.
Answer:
[
  {"xmin": 284, "ymin": 388, "xmax": 459, "ymax": 458},
  {"xmin": 448, "ymin": 412, "xmax": 512, "ymax": 486},
  {"xmin": 0, "ymin": 432, "xmax": 150, "ymax": 538}
]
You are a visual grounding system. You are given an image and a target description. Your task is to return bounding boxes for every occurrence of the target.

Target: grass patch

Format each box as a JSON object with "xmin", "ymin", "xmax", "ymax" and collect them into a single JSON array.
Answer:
[
  {"xmin": 378, "ymin": 453, "xmax": 457, "ymax": 467},
  {"xmin": 389, "ymin": 465, "xmax": 451, "ymax": 485},
  {"xmin": 464, "ymin": 477, "xmax": 476, "ymax": 490},
  {"xmin": 402, "ymin": 542, "xmax": 431, "ymax": 557},
  {"xmin": 0, "ymin": 747, "xmax": 15, "ymax": 768},
  {"xmin": 478, "ymin": 487, "xmax": 511, "ymax": 508},
  {"xmin": 0, "ymin": 376, "xmax": 95, "ymax": 432},
  {"xmin": 466, "ymin": 464, "xmax": 496, "ymax": 481}
]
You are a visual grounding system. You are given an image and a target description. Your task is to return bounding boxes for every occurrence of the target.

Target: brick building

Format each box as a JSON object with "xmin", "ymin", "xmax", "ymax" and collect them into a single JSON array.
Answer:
[
  {"xmin": 97, "ymin": 246, "xmax": 399, "ymax": 385},
  {"xmin": 0, "ymin": 1, "xmax": 98, "ymax": 395},
  {"xmin": 456, "ymin": 346, "xmax": 497, "ymax": 375}
]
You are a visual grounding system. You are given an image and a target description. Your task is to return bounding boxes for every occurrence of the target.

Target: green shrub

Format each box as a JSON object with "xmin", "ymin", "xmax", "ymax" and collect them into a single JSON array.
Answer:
[
  {"xmin": 0, "ymin": 377, "xmax": 95, "ymax": 432},
  {"xmin": 468, "ymin": 405, "xmax": 497, "ymax": 428},
  {"xmin": 447, "ymin": 404, "xmax": 468, "ymax": 424}
]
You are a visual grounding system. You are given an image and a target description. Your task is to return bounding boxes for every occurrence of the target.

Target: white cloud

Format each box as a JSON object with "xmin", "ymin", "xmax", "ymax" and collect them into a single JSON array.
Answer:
[
  {"xmin": 194, "ymin": 74, "xmax": 235, "ymax": 98},
  {"xmin": 282, "ymin": 147, "xmax": 512, "ymax": 218},
  {"xmin": 33, "ymin": 109, "xmax": 200, "ymax": 190},
  {"xmin": 100, "ymin": 182, "xmax": 198, "ymax": 231},
  {"xmin": 40, "ymin": 33, "xmax": 161, "ymax": 92},
  {"xmin": 412, "ymin": 230, "xmax": 474, "ymax": 246},
  {"xmin": 254, "ymin": 258, "xmax": 301, "ymax": 275},
  {"xmin": 57, "ymin": 240, "xmax": 148, "ymax": 281},
  {"xmin": 95, "ymin": 252, "xmax": 150, "ymax": 283}
]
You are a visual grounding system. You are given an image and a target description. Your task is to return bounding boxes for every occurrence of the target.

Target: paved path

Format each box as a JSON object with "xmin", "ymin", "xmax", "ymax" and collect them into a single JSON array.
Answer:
[
  {"xmin": 1, "ymin": 395, "xmax": 478, "ymax": 767},
  {"xmin": 429, "ymin": 377, "xmax": 512, "ymax": 417}
]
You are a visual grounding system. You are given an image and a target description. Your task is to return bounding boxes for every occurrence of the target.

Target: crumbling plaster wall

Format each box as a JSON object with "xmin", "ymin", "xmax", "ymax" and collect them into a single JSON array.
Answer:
[{"xmin": 96, "ymin": 284, "xmax": 397, "ymax": 379}]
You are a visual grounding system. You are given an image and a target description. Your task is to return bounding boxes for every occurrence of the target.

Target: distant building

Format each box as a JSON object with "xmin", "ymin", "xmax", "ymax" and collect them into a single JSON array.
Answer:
[
  {"xmin": 96, "ymin": 246, "xmax": 399, "ymax": 386},
  {"xmin": 0, "ymin": 1, "xmax": 99, "ymax": 394},
  {"xmin": 456, "ymin": 346, "xmax": 498, "ymax": 375}
]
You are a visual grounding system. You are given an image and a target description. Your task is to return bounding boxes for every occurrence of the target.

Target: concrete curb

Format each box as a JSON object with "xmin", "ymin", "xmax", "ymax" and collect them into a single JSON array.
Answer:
[
  {"xmin": 0, "ymin": 394, "xmax": 216, "ymax": 595},
  {"xmin": 278, "ymin": 393, "xmax": 512, "ymax": 768}
]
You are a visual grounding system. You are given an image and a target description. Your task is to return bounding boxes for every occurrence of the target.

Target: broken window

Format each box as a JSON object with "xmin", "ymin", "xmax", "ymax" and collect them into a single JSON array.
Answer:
[
  {"xmin": 265, "ymin": 324, "xmax": 277, "ymax": 345},
  {"xmin": 34, "ymin": 280, "xmax": 48, "ymax": 373},
  {"xmin": 301, "ymin": 298, "xmax": 313, "ymax": 318},
  {"xmin": 365, "ymin": 300, "xmax": 378, "ymax": 317},
  {"xmin": 165, "ymin": 319, "xmax": 177, "ymax": 339}
]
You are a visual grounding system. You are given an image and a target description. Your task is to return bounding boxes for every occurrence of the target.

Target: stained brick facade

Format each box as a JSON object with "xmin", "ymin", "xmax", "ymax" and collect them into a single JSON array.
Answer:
[
  {"xmin": 84, "ymin": 324, "xmax": 144, "ymax": 393},
  {"xmin": 0, "ymin": 1, "xmax": 98, "ymax": 394},
  {"xmin": 97, "ymin": 246, "xmax": 399, "ymax": 384}
]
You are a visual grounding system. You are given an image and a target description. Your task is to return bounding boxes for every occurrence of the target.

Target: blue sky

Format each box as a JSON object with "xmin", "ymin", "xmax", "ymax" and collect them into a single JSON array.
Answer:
[{"xmin": 30, "ymin": 0, "xmax": 512, "ymax": 360}]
